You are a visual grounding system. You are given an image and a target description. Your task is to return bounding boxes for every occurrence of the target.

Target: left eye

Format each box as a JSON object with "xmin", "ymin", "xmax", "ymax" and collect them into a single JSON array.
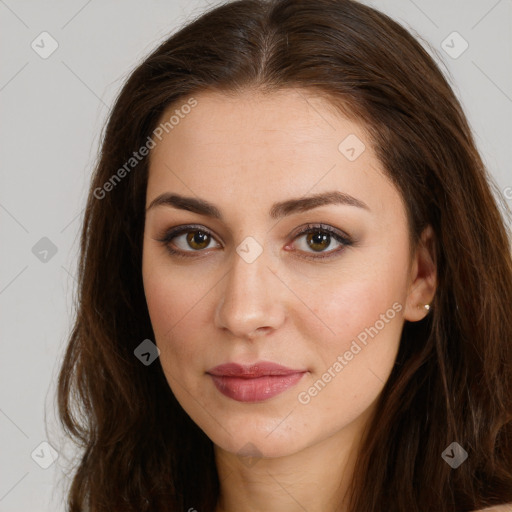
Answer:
[
  {"xmin": 294, "ymin": 229, "xmax": 344, "ymax": 253},
  {"xmin": 289, "ymin": 224, "xmax": 353, "ymax": 259}
]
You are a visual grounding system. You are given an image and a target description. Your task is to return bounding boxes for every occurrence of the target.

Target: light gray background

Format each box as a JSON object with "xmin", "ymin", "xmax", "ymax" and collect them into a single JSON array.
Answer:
[{"xmin": 1, "ymin": 0, "xmax": 511, "ymax": 510}]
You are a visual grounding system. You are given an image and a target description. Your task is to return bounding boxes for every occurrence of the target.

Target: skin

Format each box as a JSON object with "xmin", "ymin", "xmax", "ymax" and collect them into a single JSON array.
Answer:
[{"xmin": 142, "ymin": 88, "xmax": 437, "ymax": 512}]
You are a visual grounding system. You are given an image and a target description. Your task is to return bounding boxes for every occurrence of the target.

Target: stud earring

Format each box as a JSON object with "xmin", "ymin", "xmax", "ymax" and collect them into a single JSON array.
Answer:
[{"xmin": 417, "ymin": 303, "xmax": 430, "ymax": 311}]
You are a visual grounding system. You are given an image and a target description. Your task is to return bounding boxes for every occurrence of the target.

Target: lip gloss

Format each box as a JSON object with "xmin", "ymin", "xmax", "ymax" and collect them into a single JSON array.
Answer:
[{"xmin": 209, "ymin": 372, "xmax": 306, "ymax": 402}]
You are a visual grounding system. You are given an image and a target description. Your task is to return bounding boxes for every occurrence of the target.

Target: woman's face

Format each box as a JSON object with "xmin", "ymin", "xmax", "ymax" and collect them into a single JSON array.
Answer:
[{"xmin": 142, "ymin": 88, "xmax": 432, "ymax": 459}]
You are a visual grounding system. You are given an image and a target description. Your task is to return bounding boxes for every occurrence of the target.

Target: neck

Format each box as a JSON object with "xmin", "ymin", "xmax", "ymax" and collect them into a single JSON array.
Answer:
[{"xmin": 213, "ymin": 410, "xmax": 370, "ymax": 512}]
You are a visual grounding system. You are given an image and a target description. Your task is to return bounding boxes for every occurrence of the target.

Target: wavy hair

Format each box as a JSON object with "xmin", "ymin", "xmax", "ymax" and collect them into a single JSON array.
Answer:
[{"xmin": 56, "ymin": 0, "xmax": 512, "ymax": 510}]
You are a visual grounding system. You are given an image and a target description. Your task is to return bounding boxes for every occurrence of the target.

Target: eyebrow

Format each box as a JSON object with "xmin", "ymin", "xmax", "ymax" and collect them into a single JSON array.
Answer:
[{"xmin": 146, "ymin": 190, "xmax": 370, "ymax": 220}]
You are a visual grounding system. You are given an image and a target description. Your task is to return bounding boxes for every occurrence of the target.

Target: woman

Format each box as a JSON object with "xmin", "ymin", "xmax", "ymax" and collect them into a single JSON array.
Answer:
[{"xmin": 56, "ymin": 0, "xmax": 512, "ymax": 511}]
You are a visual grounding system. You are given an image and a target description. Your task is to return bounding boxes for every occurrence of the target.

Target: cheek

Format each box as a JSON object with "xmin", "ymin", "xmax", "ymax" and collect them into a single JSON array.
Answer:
[
  {"xmin": 142, "ymin": 259, "xmax": 215, "ymax": 374},
  {"xmin": 292, "ymin": 279, "xmax": 404, "ymax": 435},
  {"xmin": 301, "ymin": 269, "xmax": 405, "ymax": 344},
  {"xmin": 294, "ymin": 262, "xmax": 407, "ymax": 407},
  {"xmin": 289, "ymin": 224, "xmax": 410, "ymax": 351},
  {"xmin": 143, "ymin": 244, "xmax": 196, "ymax": 335},
  {"xmin": 143, "ymin": 268, "xmax": 177, "ymax": 338}
]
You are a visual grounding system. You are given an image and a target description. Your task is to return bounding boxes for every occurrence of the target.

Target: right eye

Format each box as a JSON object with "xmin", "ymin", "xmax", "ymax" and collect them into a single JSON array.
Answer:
[{"xmin": 157, "ymin": 225, "xmax": 222, "ymax": 258}]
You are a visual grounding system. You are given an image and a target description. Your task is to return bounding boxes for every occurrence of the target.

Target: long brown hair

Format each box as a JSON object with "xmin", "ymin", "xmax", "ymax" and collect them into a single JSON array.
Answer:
[{"xmin": 56, "ymin": 0, "xmax": 512, "ymax": 510}]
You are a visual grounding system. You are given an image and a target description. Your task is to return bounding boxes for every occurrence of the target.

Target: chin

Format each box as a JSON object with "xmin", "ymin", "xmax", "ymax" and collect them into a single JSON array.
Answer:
[
  {"xmin": 208, "ymin": 420, "xmax": 310, "ymax": 460},
  {"xmin": 222, "ymin": 439, "xmax": 302, "ymax": 460}
]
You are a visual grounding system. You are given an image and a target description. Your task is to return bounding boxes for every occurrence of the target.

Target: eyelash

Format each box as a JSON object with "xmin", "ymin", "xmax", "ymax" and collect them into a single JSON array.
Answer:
[{"xmin": 156, "ymin": 223, "xmax": 354, "ymax": 261}]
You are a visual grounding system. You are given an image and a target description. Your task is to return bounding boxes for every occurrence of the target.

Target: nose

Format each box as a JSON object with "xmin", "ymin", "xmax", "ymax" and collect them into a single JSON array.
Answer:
[{"xmin": 214, "ymin": 247, "xmax": 286, "ymax": 340}]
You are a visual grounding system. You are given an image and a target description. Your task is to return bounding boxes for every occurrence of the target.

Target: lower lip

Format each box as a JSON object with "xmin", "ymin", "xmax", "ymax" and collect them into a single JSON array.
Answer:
[{"xmin": 208, "ymin": 372, "xmax": 307, "ymax": 402}]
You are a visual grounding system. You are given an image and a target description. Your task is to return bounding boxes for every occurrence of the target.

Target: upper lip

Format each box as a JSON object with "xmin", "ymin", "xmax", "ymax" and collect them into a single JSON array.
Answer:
[{"xmin": 207, "ymin": 361, "xmax": 307, "ymax": 378}]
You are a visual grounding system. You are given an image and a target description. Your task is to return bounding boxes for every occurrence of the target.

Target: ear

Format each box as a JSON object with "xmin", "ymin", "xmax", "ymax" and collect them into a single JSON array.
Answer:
[{"xmin": 403, "ymin": 224, "xmax": 437, "ymax": 322}]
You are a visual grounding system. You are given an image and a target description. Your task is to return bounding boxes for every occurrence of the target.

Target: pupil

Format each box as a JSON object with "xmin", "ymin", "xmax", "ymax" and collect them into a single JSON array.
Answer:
[
  {"xmin": 188, "ymin": 231, "xmax": 209, "ymax": 249},
  {"xmin": 308, "ymin": 232, "xmax": 329, "ymax": 251}
]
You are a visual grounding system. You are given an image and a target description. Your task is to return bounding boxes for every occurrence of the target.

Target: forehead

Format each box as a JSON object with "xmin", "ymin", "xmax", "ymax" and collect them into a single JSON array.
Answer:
[
  {"xmin": 151, "ymin": 87, "xmax": 362, "ymax": 156},
  {"xmin": 146, "ymin": 88, "xmax": 404, "ymax": 224}
]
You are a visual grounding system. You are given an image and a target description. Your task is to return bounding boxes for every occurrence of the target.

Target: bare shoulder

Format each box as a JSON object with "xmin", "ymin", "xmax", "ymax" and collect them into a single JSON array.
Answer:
[{"xmin": 473, "ymin": 505, "xmax": 512, "ymax": 512}]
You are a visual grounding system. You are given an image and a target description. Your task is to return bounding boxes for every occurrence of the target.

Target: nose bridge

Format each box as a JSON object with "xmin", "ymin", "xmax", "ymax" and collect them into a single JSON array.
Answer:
[{"xmin": 215, "ymin": 239, "xmax": 286, "ymax": 338}]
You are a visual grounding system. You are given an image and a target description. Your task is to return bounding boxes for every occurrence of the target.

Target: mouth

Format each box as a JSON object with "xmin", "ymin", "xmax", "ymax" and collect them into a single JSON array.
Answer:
[{"xmin": 206, "ymin": 361, "xmax": 308, "ymax": 402}]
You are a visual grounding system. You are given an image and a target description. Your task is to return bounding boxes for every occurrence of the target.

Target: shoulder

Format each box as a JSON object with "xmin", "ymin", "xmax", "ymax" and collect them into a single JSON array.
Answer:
[{"xmin": 472, "ymin": 505, "xmax": 512, "ymax": 512}]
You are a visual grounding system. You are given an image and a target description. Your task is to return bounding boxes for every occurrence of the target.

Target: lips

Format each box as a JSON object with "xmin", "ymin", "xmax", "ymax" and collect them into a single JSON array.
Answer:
[
  {"xmin": 206, "ymin": 361, "xmax": 308, "ymax": 402},
  {"xmin": 207, "ymin": 361, "xmax": 306, "ymax": 377}
]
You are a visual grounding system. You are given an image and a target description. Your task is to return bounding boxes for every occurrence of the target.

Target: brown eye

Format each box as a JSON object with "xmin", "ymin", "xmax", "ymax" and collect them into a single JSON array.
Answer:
[
  {"xmin": 290, "ymin": 224, "xmax": 354, "ymax": 260},
  {"xmin": 185, "ymin": 230, "xmax": 211, "ymax": 250},
  {"xmin": 157, "ymin": 225, "xmax": 221, "ymax": 258},
  {"xmin": 305, "ymin": 231, "xmax": 332, "ymax": 252}
]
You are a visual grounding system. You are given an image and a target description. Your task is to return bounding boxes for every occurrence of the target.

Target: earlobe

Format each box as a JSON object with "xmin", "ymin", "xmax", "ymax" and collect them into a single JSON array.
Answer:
[
  {"xmin": 416, "ymin": 302, "xmax": 432, "ymax": 316},
  {"xmin": 404, "ymin": 225, "xmax": 437, "ymax": 322},
  {"xmin": 404, "ymin": 301, "xmax": 433, "ymax": 322}
]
